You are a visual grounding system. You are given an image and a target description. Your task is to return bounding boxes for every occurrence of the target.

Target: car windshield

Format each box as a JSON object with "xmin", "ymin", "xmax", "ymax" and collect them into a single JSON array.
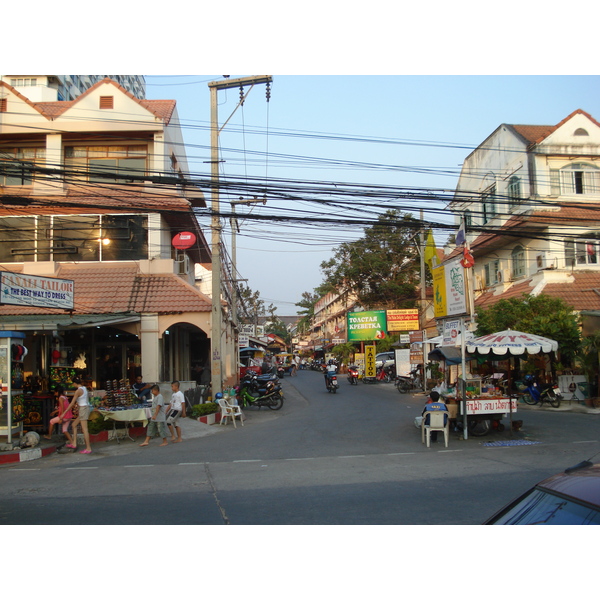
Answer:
[{"xmin": 489, "ymin": 488, "xmax": 600, "ymax": 525}]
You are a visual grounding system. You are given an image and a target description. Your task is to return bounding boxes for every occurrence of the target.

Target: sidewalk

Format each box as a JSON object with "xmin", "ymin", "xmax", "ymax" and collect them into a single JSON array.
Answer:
[{"xmin": 0, "ymin": 416, "xmax": 218, "ymax": 465}]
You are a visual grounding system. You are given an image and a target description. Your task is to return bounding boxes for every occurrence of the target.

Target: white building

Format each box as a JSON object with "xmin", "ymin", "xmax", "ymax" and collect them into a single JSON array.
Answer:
[{"xmin": 450, "ymin": 109, "xmax": 600, "ymax": 334}]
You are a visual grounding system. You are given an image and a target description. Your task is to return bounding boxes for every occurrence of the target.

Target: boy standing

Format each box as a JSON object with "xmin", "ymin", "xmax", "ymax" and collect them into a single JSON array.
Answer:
[
  {"xmin": 167, "ymin": 380, "xmax": 186, "ymax": 443},
  {"xmin": 140, "ymin": 385, "xmax": 169, "ymax": 447}
]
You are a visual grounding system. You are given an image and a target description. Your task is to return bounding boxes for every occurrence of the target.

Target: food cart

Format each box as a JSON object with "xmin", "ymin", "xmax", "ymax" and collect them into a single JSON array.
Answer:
[
  {"xmin": 426, "ymin": 346, "xmax": 516, "ymax": 436},
  {"xmin": 462, "ymin": 330, "xmax": 559, "ymax": 436}
]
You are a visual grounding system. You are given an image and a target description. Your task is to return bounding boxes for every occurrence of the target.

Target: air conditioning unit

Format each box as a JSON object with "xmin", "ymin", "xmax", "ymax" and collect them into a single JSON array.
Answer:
[
  {"xmin": 496, "ymin": 269, "xmax": 512, "ymax": 284},
  {"xmin": 536, "ymin": 252, "xmax": 556, "ymax": 270}
]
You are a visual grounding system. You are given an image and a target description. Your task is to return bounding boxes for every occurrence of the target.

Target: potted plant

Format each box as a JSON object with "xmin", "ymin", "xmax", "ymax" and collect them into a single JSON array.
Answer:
[{"xmin": 191, "ymin": 401, "xmax": 221, "ymax": 424}]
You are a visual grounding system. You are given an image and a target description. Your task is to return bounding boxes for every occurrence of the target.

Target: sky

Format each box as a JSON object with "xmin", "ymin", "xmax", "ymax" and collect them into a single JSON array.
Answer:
[{"xmin": 141, "ymin": 74, "xmax": 600, "ymax": 314}]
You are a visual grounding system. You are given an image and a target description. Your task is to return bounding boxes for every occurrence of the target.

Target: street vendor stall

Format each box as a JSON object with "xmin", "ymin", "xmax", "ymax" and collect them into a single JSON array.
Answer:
[
  {"xmin": 239, "ymin": 347, "xmax": 264, "ymax": 378},
  {"xmin": 460, "ymin": 329, "xmax": 559, "ymax": 436}
]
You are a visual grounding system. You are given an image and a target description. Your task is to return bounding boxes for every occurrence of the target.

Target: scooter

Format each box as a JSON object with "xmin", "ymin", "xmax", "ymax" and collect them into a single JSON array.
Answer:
[
  {"xmin": 347, "ymin": 365, "xmax": 359, "ymax": 385},
  {"xmin": 237, "ymin": 373, "xmax": 284, "ymax": 410},
  {"xmin": 325, "ymin": 372, "xmax": 339, "ymax": 393},
  {"xmin": 522, "ymin": 375, "xmax": 562, "ymax": 408}
]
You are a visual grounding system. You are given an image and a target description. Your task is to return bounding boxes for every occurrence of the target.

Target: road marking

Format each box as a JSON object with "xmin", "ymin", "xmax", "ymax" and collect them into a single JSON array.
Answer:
[
  {"xmin": 124, "ymin": 464, "xmax": 154, "ymax": 468},
  {"xmin": 8, "ymin": 468, "xmax": 41, "ymax": 471},
  {"xmin": 438, "ymin": 450, "xmax": 462, "ymax": 453},
  {"xmin": 387, "ymin": 452, "xmax": 416, "ymax": 456},
  {"xmin": 572, "ymin": 440, "xmax": 598, "ymax": 444},
  {"xmin": 233, "ymin": 459, "xmax": 262, "ymax": 462},
  {"xmin": 66, "ymin": 467, "xmax": 99, "ymax": 470},
  {"xmin": 338, "ymin": 455, "xmax": 366, "ymax": 459},
  {"xmin": 179, "ymin": 462, "xmax": 205, "ymax": 465},
  {"xmin": 285, "ymin": 457, "xmax": 315, "ymax": 461}
]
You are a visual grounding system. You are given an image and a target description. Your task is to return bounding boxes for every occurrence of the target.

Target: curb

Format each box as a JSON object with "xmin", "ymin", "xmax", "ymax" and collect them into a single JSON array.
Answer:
[{"xmin": 0, "ymin": 443, "xmax": 58, "ymax": 465}]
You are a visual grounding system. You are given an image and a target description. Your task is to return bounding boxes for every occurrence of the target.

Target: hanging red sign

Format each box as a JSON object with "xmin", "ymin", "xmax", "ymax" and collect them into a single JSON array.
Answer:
[{"xmin": 172, "ymin": 232, "xmax": 197, "ymax": 250}]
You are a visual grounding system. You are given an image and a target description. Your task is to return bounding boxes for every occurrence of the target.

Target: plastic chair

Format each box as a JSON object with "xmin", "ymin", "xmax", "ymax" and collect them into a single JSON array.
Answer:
[
  {"xmin": 421, "ymin": 410, "xmax": 449, "ymax": 448},
  {"xmin": 218, "ymin": 398, "xmax": 244, "ymax": 428}
]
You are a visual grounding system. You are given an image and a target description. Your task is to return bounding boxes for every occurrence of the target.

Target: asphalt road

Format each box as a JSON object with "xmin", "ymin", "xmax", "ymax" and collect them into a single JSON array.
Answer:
[{"xmin": 2, "ymin": 369, "xmax": 599, "ymax": 525}]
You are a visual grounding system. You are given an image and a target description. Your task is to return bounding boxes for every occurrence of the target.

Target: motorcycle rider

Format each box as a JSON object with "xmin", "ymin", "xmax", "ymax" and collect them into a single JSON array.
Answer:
[{"xmin": 324, "ymin": 359, "xmax": 338, "ymax": 388}]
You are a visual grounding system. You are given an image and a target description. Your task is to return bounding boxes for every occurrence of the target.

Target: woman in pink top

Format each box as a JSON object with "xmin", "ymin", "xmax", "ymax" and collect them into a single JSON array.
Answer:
[{"xmin": 44, "ymin": 387, "xmax": 74, "ymax": 446}]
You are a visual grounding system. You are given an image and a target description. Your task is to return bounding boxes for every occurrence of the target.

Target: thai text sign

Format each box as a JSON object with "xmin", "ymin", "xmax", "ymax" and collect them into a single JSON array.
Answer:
[
  {"xmin": 433, "ymin": 257, "xmax": 467, "ymax": 318},
  {"xmin": 0, "ymin": 272, "xmax": 74, "ymax": 310},
  {"xmin": 387, "ymin": 309, "xmax": 419, "ymax": 331},
  {"xmin": 347, "ymin": 310, "xmax": 387, "ymax": 341},
  {"xmin": 463, "ymin": 398, "xmax": 518, "ymax": 415}
]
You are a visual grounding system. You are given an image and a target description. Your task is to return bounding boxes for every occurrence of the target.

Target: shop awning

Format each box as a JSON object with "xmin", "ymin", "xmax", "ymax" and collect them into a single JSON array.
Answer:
[
  {"xmin": 0, "ymin": 313, "xmax": 140, "ymax": 331},
  {"xmin": 427, "ymin": 346, "xmax": 466, "ymax": 365}
]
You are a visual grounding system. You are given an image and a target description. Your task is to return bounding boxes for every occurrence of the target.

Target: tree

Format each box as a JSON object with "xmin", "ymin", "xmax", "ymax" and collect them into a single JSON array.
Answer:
[
  {"xmin": 475, "ymin": 294, "xmax": 581, "ymax": 363},
  {"xmin": 319, "ymin": 209, "xmax": 420, "ymax": 310}
]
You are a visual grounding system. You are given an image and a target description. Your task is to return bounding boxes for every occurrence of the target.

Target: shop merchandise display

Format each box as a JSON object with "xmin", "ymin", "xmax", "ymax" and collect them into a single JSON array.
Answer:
[{"xmin": 99, "ymin": 379, "xmax": 149, "ymax": 411}]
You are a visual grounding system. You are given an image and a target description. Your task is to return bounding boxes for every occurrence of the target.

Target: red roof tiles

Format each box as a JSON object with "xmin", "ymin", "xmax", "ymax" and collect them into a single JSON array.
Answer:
[{"xmin": 475, "ymin": 272, "xmax": 600, "ymax": 312}]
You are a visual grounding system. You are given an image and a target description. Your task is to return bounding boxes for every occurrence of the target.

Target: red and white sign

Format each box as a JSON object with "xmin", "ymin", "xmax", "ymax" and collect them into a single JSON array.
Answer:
[{"xmin": 463, "ymin": 398, "xmax": 518, "ymax": 415}]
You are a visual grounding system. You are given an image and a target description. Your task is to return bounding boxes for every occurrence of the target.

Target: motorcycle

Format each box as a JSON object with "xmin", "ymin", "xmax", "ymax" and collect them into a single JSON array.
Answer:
[
  {"xmin": 347, "ymin": 365, "xmax": 359, "ymax": 385},
  {"xmin": 236, "ymin": 373, "xmax": 284, "ymax": 410},
  {"xmin": 521, "ymin": 375, "xmax": 562, "ymax": 408},
  {"xmin": 396, "ymin": 368, "xmax": 423, "ymax": 393},
  {"xmin": 324, "ymin": 363, "xmax": 339, "ymax": 393}
]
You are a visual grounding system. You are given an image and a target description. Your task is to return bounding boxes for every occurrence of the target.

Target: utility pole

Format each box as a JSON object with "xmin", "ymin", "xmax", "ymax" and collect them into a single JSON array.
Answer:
[{"xmin": 208, "ymin": 76, "xmax": 272, "ymax": 398}]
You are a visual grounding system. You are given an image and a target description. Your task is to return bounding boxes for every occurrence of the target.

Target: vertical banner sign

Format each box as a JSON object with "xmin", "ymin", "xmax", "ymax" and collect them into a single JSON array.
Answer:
[
  {"xmin": 445, "ymin": 257, "xmax": 467, "ymax": 316},
  {"xmin": 433, "ymin": 265, "xmax": 446, "ymax": 318},
  {"xmin": 432, "ymin": 258, "xmax": 467, "ymax": 318},
  {"xmin": 347, "ymin": 310, "xmax": 388, "ymax": 342},
  {"xmin": 364, "ymin": 345, "xmax": 377, "ymax": 378}
]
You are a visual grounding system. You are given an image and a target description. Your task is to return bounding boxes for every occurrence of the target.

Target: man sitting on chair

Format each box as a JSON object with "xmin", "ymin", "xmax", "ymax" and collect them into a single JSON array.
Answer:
[{"xmin": 422, "ymin": 390, "xmax": 447, "ymax": 443}]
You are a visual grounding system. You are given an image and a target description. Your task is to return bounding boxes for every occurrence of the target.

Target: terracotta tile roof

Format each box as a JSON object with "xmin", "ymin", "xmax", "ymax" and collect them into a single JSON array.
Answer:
[
  {"xmin": 507, "ymin": 109, "xmax": 600, "ymax": 148},
  {"xmin": 1, "ymin": 78, "xmax": 177, "ymax": 124},
  {"xmin": 0, "ymin": 263, "xmax": 211, "ymax": 317},
  {"xmin": 130, "ymin": 273, "xmax": 212, "ymax": 313},
  {"xmin": 475, "ymin": 272, "xmax": 600, "ymax": 312},
  {"xmin": 0, "ymin": 186, "xmax": 195, "ymax": 216},
  {"xmin": 475, "ymin": 280, "xmax": 534, "ymax": 309}
]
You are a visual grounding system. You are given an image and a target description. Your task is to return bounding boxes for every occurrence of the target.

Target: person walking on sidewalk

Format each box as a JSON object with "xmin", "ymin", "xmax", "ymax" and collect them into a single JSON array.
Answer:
[
  {"xmin": 61, "ymin": 378, "xmax": 92, "ymax": 454},
  {"xmin": 44, "ymin": 386, "xmax": 74, "ymax": 447},
  {"xmin": 139, "ymin": 385, "xmax": 169, "ymax": 447},
  {"xmin": 166, "ymin": 381, "xmax": 186, "ymax": 443}
]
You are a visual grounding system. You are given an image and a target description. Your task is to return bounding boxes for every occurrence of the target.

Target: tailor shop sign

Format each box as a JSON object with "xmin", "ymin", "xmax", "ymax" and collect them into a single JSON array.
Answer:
[
  {"xmin": 347, "ymin": 310, "xmax": 387, "ymax": 342},
  {"xmin": 1, "ymin": 272, "xmax": 74, "ymax": 311}
]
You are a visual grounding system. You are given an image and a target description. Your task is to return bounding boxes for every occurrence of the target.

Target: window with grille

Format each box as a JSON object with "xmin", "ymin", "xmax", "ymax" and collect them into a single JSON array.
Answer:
[
  {"xmin": 551, "ymin": 163, "xmax": 600, "ymax": 195},
  {"xmin": 508, "ymin": 176, "xmax": 521, "ymax": 209},
  {"xmin": 511, "ymin": 245, "xmax": 526, "ymax": 279},
  {"xmin": 484, "ymin": 260, "xmax": 500, "ymax": 286},
  {"xmin": 65, "ymin": 145, "xmax": 147, "ymax": 183},
  {"xmin": 0, "ymin": 147, "xmax": 46, "ymax": 186},
  {"xmin": 482, "ymin": 184, "xmax": 497, "ymax": 223},
  {"xmin": 0, "ymin": 214, "xmax": 148, "ymax": 262}
]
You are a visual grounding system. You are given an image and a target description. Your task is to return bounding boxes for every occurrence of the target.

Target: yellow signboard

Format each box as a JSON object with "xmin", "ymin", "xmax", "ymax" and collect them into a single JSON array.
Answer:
[
  {"xmin": 387, "ymin": 309, "xmax": 420, "ymax": 331},
  {"xmin": 433, "ymin": 265, "xmax": 447, "ymax": 318},
  {"xmin": 365, "ymin": 345, "xmax": 376, "ymax": 378}
]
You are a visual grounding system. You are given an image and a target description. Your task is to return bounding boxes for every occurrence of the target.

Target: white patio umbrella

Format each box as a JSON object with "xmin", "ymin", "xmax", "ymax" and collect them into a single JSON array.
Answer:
[{"xmin": 466, "ymin": 329, "xmax": 558, "ymax": 356}]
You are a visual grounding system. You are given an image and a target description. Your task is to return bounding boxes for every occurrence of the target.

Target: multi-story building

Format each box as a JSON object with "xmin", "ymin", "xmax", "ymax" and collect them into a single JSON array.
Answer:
[
  {"xmin": 0, "ymin": 78, "xmax": 236, "ymax": 400},
  {"xmin": 1, "ymin": 75, "xmax": 146, "ymax": 101},
  {"xmin": 450, "ymin": 109, "xmax": 600, "ymax": 333}
]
